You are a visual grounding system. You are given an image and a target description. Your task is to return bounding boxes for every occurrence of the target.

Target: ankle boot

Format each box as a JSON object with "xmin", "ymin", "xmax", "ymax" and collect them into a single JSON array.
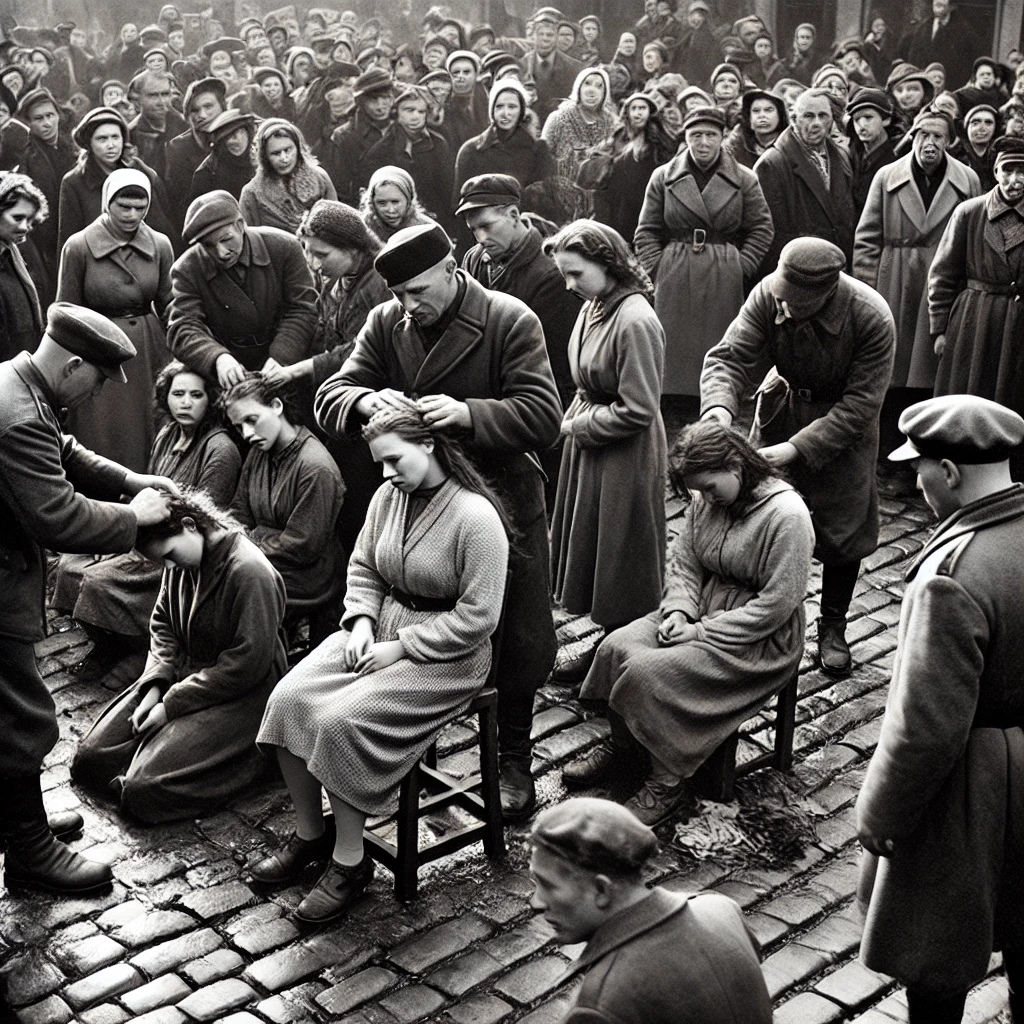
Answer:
[
  {"xmin": 2, "ymin": 774, "xmax": 112, "ymax": 894},
  {"xmin": 818, "ymin": 617, "xmax": 852, "ymax": 677}
]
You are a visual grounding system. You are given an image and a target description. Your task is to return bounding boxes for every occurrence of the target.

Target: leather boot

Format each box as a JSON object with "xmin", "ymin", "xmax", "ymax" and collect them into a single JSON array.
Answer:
[
  {"xmin": 499, "ymin": 753, "xmax": 536, "ymax": 822},
  {"xmin": 563, "ymin": 738, "xmax": 642, "ymax": 788},
  {"xmin": 2, "ymin": 774, "xmax": 112, "ymax": 894},
  {"xmin": 250, "ymin": 816, "xmax": 336, "ymax": 885},
  {"xmin": 818, "ymin": 617, "xmax": 852, "ymax": 677},
  {"xmin": 294, "ymin": 856, "xmax": 374, "ymax": 924}
]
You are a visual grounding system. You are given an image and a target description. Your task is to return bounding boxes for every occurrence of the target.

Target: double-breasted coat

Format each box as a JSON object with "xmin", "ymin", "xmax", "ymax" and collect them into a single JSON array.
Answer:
[
  {"xmin": 167, "ymin": 226, "xmax": 318, "ymax": 380},
  {"xmin": 552, "ymin": 288, "xmax": 667, "ymax": 628},
  {"xmin": 754, "ymin": 126, "xmax": 856, "ymax": 276},
  {"xmin": 700, "ymin": 275, "xmax": 895, "ymax": 565},
  {"xmin": 57, "ymin": 217, "xmax": 175, "ymax": 471},
  {"xmin": 856, "ymin": 485, "xmax": 1024, "ymax": 996},
  {"xmin": 72, "ymin": 530, "xmax": 288, "ymax": 823},
  {"xmin": 635, "ymin": 149, "xmax": 774, "ymax": 395},
  {"xmin": 854, "ymin": 153, "xmax": 981, "ymax": 389}
]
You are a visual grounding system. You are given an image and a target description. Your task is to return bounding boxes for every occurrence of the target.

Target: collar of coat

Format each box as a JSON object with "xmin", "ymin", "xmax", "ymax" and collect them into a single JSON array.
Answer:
[
  {"xmin": 475, "ymin": 123, "xmax": 532, "ymax": 152},
  {"xmin": 83, "ymin": 216, "xmax": 158, "ymax": 260},
  {"xmin": 884, "ymin": 151, "xmax": 976, "ymax": 200},
  {"xmin": 486, "ymin": 225, "xmax": 543, "ymax": 273},
  {"xmin": 905, "ymin": 483, "xmax": 1024, "ymax": 581},
  {"xmin": 560, "ymin": 888, "xmax": 689, "ymax": 983},
  {"xmin": 10, "ymin": 351, "xmax": 62, "ymax": 422},
  {"xmin": 663, "ymin": 146, "xmax": 745, "ymax": 190},
  {"xmin": 765, "ymin": 273, "xmax": 854, "ymax": 335},
  {"xmin": 986, "ymin": 188, "xmax": 1024, "ymax": 221},
  {"xmin": 776, "ymin": 124, "xmax": 851, "ymax": 178},
  {"xmin": 196, "ymin": 228, "xmax": 269, "ymax": 280}
]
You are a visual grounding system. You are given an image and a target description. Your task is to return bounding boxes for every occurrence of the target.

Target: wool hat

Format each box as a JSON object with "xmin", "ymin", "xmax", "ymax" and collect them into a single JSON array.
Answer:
[
  {"xmin": 14, "ymin": 88, "xmax": 57, "ymax": 119},
  {"xmin": 621, "ymin": 90, "xmax": 657, "ymax": 114},
  {"xmin": 532, "ymin": 797, "xmax": 658, "ymax": 875},
  {"xmin": 890, "ymin": 395, "xmax": 1024, "ymax": 463},
  {"xmin": 688, "ymin": 0, "xmax": 711, "ymax": 12},
  {"xmin": 909, "ymin": 107, "xmax": 955, "ymax": 139},
  {"xmin": 579, "ymin": 15, "xmax": 602, "ymax": 30},
  {"xmin": 682, "ymin": 104, "xmax": 726, "ymax": 132},
  {"xmin": 143, "ymin": 48, "xmax": 170, "ymax": 66},
  {"xmin": 481, "ymin": 50, "xmax": 519, "ymax": 79},
  {"xmin": 182, "ymin": 76, "xmax": 226, "ymax": 114},
  {"xmin": 456, "ymin": 173, "xmax": 522, "ymax": 216},
  {"xmin": 992, "ymin": 135, "xmax": 1024, "ymax": 168},
  {"xmin": 971, "ymin": 55, "xmax": 1010, "ymax": 86},
  {"xmin": 394, "ymin": 83, "xmax": 433, "ymax": 108},
  {"xmin": 252, "ymin": 66, "xmax": 288, "ymax": 88},
  {"xmin": 446, "ymin": 49, "xmax": 481, "ymax": 72},
  {"xmin": 847, "ymin": 88, "xmax": 892, "ymax": 118},
  {"xmin": 470, "ymin": 25, "xmax": 496, "ymax": 47},
  {"xmin": 886, "ymin": 62, "xmax": 934, "ymax": 104},
  {"xmin": 374, "ymin": 221, "xmax": 452, "ymax": 287},
  {"xmin": 206, "ymin": 108, "xmax": 255, "ymax": 143},
  {"xmin": 416, "ymin": 70, "xmax": 451, "ymax": 89},
  {"xmin": 46, "ymin": 302, "xmax": 136, "ymax": 382},
  {"xmin": 140, "ymin": 24, "xmax": 168, "ymax": 43},
  {"xmin": 710, "ymin": 62, "xmax": 743, "ymax": 88},
  {"xmin": 678, "ymin": 84, "xmax": 713, "ymax": 108},
  {"xmin": 422, "ymin": 33, "xmax": 453, "ymax": 57},
  {"xmin": 812, "ymin": 63, "xmax": 848, "ymax": 90},
  {"xmin": 557, "ymin": 20, "xmax": 578, "ymax": 40},
  {"xmin": 772, "ymin": 238, "xmax": 845, "ymax": 304},
  {"xmin": 300, "ymin": 198, "xmax": 381, "ymax": 252},
  {"xmin": 182, "ymin": 189, "xmax": 242, "ymax": 245},
  {"xmin": 71, "ymin": 106, "xmax": 128, "ymax": 148},
  {"xmin": 354, "ymin": 65, "xmax": 393, "ymax": 98},
  {"xmin": 643, "ymin": 40, "xmax": 668, "ymax": 61},
  {"xmin": 833, "ymin": 37, "xmax": 864, "ymax": 61},
  {"xmin": 964, "ymin": 103, "xmax": 999, "ymax": 127},
  {"xmin": 924, "ymin": 61, "xmax": 945, "ymax": 77},
  {"xmin": 740, "ymin": 88, "xmax": 788, "ymax": 127}
]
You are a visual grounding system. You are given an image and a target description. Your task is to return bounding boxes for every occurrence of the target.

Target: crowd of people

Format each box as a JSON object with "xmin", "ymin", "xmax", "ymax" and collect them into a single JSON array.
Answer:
[{"xmin": 1, "ymin": 1, "xmax": 1023, "ymax": 1021}]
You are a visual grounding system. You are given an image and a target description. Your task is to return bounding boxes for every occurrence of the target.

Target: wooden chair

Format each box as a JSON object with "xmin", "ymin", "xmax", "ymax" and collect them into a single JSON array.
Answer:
[{"xmin": 692, "ymin": 666, "xmax": 801, "ymax": 803}]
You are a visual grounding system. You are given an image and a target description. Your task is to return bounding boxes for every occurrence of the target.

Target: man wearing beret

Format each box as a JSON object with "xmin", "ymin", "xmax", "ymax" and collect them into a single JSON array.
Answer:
[
  {"xmin": 530, "ymin": 797, "xmax": 772, "ymax": 1023},
  {"xmin": 316, "ymin": 220, "xmax": 562, "ymax": 818},
  {"xmin": 167, "ymin": 190, "xmax": 318, "ymax": 389},
  {"xmin": 0, "ymin": 303, "xmax": 177, "ymax": 893},
  {"xmin": 458, "ymin": 173, "xmax": 581, "ymax": 509},
  {"xmin": 856, "ymin": 395, "xmax": 1024, "ymax": 1023},
  {"xmin": 701, "ymin": 237, "xmax": 895, "ymax": 676}
]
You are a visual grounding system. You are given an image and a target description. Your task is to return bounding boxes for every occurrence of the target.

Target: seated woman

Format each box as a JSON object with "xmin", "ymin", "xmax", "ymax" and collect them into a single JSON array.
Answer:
[
  {"xmin": 70, "ymin": 490, "xmax": 288, "ymax": 823},
  {"xmin": 250, "ymin": 407, "xmax": 510, "ymax": 924},
  {"xmin": 53, "ymin": 361, "xmax": 241, "ymax": 680},
  {"xmin": 223, "ymin": 373, "xmax": 346, "ymax": 635},
  {"xmin": 561, "ymin": 422, "xmax": 814, "ymax": 827}
]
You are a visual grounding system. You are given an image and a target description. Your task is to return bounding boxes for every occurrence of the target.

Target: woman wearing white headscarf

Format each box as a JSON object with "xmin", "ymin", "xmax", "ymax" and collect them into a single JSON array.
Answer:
[{"xmin": 57, "ymin": 167, "xmax": 174, "ymax": 471}]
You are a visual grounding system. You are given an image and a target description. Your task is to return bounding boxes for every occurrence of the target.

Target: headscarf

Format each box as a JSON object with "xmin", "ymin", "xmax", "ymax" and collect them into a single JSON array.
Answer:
[
  {"xmin": 101, "ymin": 167, "xmax": 151, "ymax": 216},
  {"xmin": 488, "ymin": 77, "xmax": 529, "ymax": 129},
  {"xmin": 367, "ymin": 164, "xmax": 417, "ymax": 202}
]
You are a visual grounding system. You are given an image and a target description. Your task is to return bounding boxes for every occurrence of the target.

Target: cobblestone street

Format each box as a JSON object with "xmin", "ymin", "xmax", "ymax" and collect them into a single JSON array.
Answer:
[{"xmin": 0, "ymin": 472, "xmax": 1014, "ymax": 1024}]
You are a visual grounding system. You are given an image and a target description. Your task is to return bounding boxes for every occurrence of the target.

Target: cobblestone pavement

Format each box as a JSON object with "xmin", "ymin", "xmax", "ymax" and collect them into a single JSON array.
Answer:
[{"xmin": 1, "ymin": 481, "xmax": 1015, "ymax": 1024}]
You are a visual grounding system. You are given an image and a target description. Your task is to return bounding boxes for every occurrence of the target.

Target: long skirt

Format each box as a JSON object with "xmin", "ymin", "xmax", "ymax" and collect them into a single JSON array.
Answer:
[{"xmin": 257, "ymin": 595, "xmax": 490, "ymax": 816}]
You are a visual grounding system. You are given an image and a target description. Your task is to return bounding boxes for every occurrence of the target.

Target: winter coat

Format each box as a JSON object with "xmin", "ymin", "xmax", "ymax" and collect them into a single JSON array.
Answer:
[
  {"xmin": 754, "ymin": 126, "xmax": 856, "ymax": 276},
  {"xmin": 323, "ymin": 110, "xmax": 388, "ymax": 204},
  {"xmin": 454, "ymin": 124, "xmax": 556, "ymax": 201},
  {"xmin": 551, "ymin": 287, "xmax": 667, "ymax": 627},
  {"xmin": 857, "ymin": 485, "xmax": 1024, "ymax": 996},
  {"xmin": 167, "ymin": 226, "xmax": 317, "ymax": 380},
  {"xmin": 165, "ymin": 130, "xmax": 210, "ymax": 226},
  {"xmin": 902, "ymin": 11, "xmax": 982, "ymax": 93},
  {"xmin": 187, "ymin": 148, "xmax": 255, "ymax": 207},
  {"xmin": 562, "ymin": 890, "xmax": 773, "ymax": 1024},
  {"xmin": 854, "ymin": 153, "xmax": 981, "ymax": 389},
  {"xmin": 128, "ymin": 109, "xmax": 188, "ymax": 180},
  {"xmin": 0, "ymin": 239, "xmax": 43, "ymax": 361},
  {"xmin": 442, "ymin": 85, "xmax": 491, "ymax": 153},
  {"xmin": 722, "ymin": 124, "xmax": 778, "ymax": 171},
  {"xmin": 675, "ymin": 24, "xmax": 718, "ymax": 87},
  {"xmin": 845, "ymin": 122, "xmax": 903, "ymax": 218},
  {"xmin": 238, "ymin": 164, "xmax": 337, "ymax": 234},
  {"xmin": 700, "ymin": 274, "xmax": 895, "ymax": 564},
  {"xmin": 635, "ymin": 149, "xmax": 774, "ymax": 395}
]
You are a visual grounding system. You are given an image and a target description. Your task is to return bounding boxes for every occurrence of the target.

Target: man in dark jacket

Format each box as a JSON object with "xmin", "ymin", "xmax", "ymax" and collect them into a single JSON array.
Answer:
[
  {"xmin": 519, "ymin": 8, "xmax": 583, "ymax": 122},
  {"xmin": 0, "ymin": 303, "xmax": 176, "ymax": 893},
  {"xmin": 529, "ymin": 797, "xmax": 773, "ymax": 1023},
  {"xmin": 846, "ymin": 89, "xmax": 900, "ymax": 217},
  {"xmin": 754, "ymin": 88, "xmax": 857, "ymax": 275},
  {"xmin": 165, "ymin": 77, "xmax": 226, "ymax": 228},
  {"xmin": 315, "ymin": 221, "xmax": 562, "ymax": 819},
  {"xmin": 901, "ymin": 0, "xmax": 983, "ymax": 93},
  {"xmin": 167, "ymin": 190, "xmax": 318, "ymax": 389},
  {"xmin": 128, "ymin": 70, "xmax": 187, "ymax": 180}
]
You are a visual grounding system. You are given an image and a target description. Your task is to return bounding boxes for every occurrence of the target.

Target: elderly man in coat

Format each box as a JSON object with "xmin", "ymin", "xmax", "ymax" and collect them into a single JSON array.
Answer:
[
  {"xmin": 529, "ymin": 798, "xmax": 773, "ymax": 1023},
  {"xmin": 0, "ymin": 303, "xmax": 176, "ymax": 894},
  {"xmin": 315, "ymin": 220, "xmax": 563, "ymax": 820},
  {"xmin": 753, "ymin": 89, "xmax": 856, "ymax": 277},
  {"xmin": 854, "ymin": 109, "xmax": 981, "ymax": 489},
  {"xmin": 701, "ymin": 238, "xmax": 895, "ymax": 677},
  {"xmin": 857, "ymin": 395, "xmax": 1024, "ymax": 1024},
  {"xmin": 167, "ymin": 190, "xmax": 318, "ymax": 390}
]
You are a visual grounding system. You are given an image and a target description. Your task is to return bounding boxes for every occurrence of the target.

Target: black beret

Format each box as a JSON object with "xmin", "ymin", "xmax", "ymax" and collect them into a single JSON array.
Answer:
[
  {"xmin": 890, "ymin": 395, "xmax": 1024, "ymax": 464},
  {"xmin": 374, "ymin": 221, "xmax": 453, "ymax": 287},
  {"xmin": 456, "ymin": 173, "xmax": 522, "ymax": 215},
  {"xmin": 46, "ymin": 303, "xmax": 136, "ymax": 381}
]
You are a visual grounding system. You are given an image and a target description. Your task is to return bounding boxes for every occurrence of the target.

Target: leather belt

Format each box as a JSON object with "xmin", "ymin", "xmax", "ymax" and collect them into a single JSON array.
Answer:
[
  {"xmin": 679, "ymin": 228, "xmax": 733, "ymax": 253},
  {"xmin": 967, "ymin": 278, "xmax": 1021, "ymax": 300},
  {"xmin": 388, "ymin": 585, "xmax": 457, "ymax": 612},
  {"xmin": 790, "ymin": 383, "xmax": 846, "ymax": 404}
]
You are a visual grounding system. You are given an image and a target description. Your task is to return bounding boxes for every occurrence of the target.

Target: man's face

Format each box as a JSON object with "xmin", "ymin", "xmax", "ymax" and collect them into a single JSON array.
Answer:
[
  {"xmin": 557, "ymin": 26, "xmax": 575, "ymax": 52},
  {"xmin": 713, "ymin": 72, "xmax": 740, "ymax": 101},
  {"xmin": 853, "ymin": 108, "xmax": 887, "ymax": 145},
  {"xmin": 912, "ymin": 457, "xmax": 959, "ymax": 519},
  {"xmin": 529, "ymin": 847, "xmax": 608, "ymax": 945},
  {"xmin": 534, "ymin": 23, "xmax": 557, "ymax": 57},
  {"xmin": 893, "ymin": 80, "xmax": 925, "ymax": 111},
  {"xmin": 396, "ymin": 97, "xmax": 428, "ymax": 133},
  {"xmin": 259, "ymin": 76, "xmax": 284, "ymax": 103},
  {"xmin": 466, "ymin": 205, "xmax": 520, "ymax": 259},
  {"xmin": 71, "ymin": 29, "xmax": 88, "ymax": 48},
  {"xmin": 325, "ymin": 83, "xmax": 355, "ymax": 119},
  {"xmin": 912, "ymin": 121, "xmax": 949, "ymax": 171},
  {"xmin": 933, "ymin": 0, "xmax": 950, "ymax": 17},
  {"xmin": 141, "ymin": 79, "xmax": 171, "ymax": 119},
  {"xmin": 449, "ymin": 58, "xmax": 477, "ymax": 94},
  {"xmin": 391, "ymin": 260, "xmax": 456, "ymax": 327},
  {"xmin": 224, "ymin": 126, "xmax": 250, "ymax": 156},
  {"xmin": 749, "ymin": 98, "xmax": 780, "ymax": 135},
  {"xmin": 168, "ymin": 29, "xmax": 185, "ymax": 52},
  {"xmin": 30, "ymin": 52, "xmax": 50, "ymax": 76},
  {"xmin": 59, "ymin": 359, "xmax": 107, "ymax": 409},
  {"xmin": 28, "ymin": 102, "xmax": 59, "ymax": 144},
  {"xmin": 996, "ymin": 161, "xmax": 1024, "ymax": 203},
  {"xmin": 201, "ymin": 219, "xmax": 245, "ymax": 268},
  {"xmin": 684, "ymin": 125, "xmax": 722, "ymax": 165},
  {"xmin": 794, "ymin": 93, "xmax": 832, "ymax": 146},
  {"xmin": 738, "ymin": 22, "xmax": 760, "ymax": 48},
  {"xmin": 362, "ymin": 92, "xmax": 394, "ymax": 121}
]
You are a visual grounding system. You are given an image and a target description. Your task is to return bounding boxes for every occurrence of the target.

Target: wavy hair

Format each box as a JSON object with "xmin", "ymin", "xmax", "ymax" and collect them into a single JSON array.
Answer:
[
  {"xmin": 0, "ymin": 171, "xmax": 48, "ymax": 222},
  {"xmin": 543, "ymin": 218, "xmax": 653, "ymax": 298},
  {"xmin": 152, "ymin": 360, "xmax": 224, "ymax": 429},
  {"xmin": 251, "ymin": 117, "xmax": 320, "ymax": 177},
  {"xmin": 221, "ymin": 371, "xmax": 301, "ymax": 424},
  {"xmin": 135, "ymin": 487, "xmax": 243, "ymax": 548}
]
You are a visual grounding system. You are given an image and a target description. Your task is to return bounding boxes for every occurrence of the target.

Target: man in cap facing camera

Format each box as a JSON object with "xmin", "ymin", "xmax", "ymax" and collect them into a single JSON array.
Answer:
[
  {"xmin": 529, "ymin": 797, "xmax": 772, "ymax": 1023},
  {"xmin": 167, "ymin": 190, "xmax": 317, "ymax": 389},
  {"xmin": 856, "ymin": 395, "xmax": 1024, "ymax": 1023},
  {"xmin": 701, "ymin": 237, "xmax": 895, "ymax": 678},
  {"xmin": 0, "ymin": 303, "xmax": 178, "ymax": 894},
  {"xmin": 316, "ymin": 220, "xmax": 562, "ymax": 819}
]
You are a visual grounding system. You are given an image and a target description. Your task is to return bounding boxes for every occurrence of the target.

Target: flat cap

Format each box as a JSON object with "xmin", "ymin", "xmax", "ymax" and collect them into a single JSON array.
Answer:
[
  {"xmin": 890, "ymin": 395, "xmax": 1024, "ymax": 464},
  {"xmin": 532, "ymin": 7, "xmax": 563, "ymax": 26},
  {"xmin": 374, "ymin": 221, "xmax": 452, "ymax": 287},
  {"xmin": 182, "ymin": 189, "xmax": 242, "ymax": 245},
  {"xmin": 46, "ymin": 302, "xmax": 136, "ymax": 382},
  {"xmin": 456, "ymin": 173, "xmax": 522, "ymax": 215},
  {"xmin": 532, "ymin": 798, "xmax": 658, "ymax": 874},
  {"xmin": 206, "ymin": 107, "xmax": 254, "ymax": 143},
  {"xmin": 847, "ymin": 87, "xmax": 892, "ymax": 118},
  {"xmin": 993, "ymin": 135, "xmax": 1024, "ymax": 168},
  {"xmin": 772, "ymin": 238, "xmax": 845, "ymax": 304},
  {"xmin": 354, "ymin": 65, "xmax": 393, "ymax": 98},
  {"xmin": 682, "ymin": 104, "xmax": 726, "ymax": 133},
  {"xmin": 202, "ymin": 36, "xmax": 245, "ymax": 57}
]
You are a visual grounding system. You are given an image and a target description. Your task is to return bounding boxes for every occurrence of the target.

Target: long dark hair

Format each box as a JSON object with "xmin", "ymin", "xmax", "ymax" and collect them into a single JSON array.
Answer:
[
  {"xmin": 543, "ymin": 218, "xmax": 653, "ymax": 298},
  {"xmin": 153, "ymin": 359, "xmax": 224, "ymax": 430},
  {"xmin": 362, "ymin": 406, "xmax": 518, "ymax": 542},
  {"xmin": 669, "ymin": 421, "xmax": 778, "ymax": 517},
  {"xmin": 135, "ymin": 487, "xmax": 243, "ymax": 548}
]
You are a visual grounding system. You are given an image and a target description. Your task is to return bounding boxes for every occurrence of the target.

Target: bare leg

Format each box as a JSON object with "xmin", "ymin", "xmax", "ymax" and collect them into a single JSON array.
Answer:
[
  {"xmin": 326, "ymin": 791, "xmax": 367, "ymax": 866},
  {"xmin": 275, "ymin": 747, "xmax": 325, "ymax": 841}
]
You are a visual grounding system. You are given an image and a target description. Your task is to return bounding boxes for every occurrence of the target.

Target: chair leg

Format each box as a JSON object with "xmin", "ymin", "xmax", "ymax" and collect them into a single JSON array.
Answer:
[
  {"xmin": 478, "ymin": 701, "xmax": 505, "ymax": 858},
  {"xmin": 395, "ymin": 764, "xmax": 421, "ymax": 901},
  {"xmin": 697, "ymin": 733, "xmax": 739, "ymax": 803},
  {"xmin": 773, "ymin": 673, "xmax": 799, "ymax": 773},
  {"xmin": 423, "ymin": 743, "xmax": 438, "ymax": 771}
]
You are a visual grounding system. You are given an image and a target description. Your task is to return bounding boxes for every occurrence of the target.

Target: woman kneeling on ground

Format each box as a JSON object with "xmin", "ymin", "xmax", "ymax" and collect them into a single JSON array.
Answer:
[{"xmin": 250, "ymin": 406, "xmax": 510, "ymax": 924}]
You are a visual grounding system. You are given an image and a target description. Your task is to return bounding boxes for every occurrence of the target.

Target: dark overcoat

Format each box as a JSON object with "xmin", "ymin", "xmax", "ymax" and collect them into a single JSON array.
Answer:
[
  {"xmin": 167, "ymin": 226, "xmax": 318, "ymax": 380},
  {"xmin": 700, "ymin": 274, "xmax": 895, "ymax": 564},
  {"xmin": 323, "ymin": 111, "xmax": 388, "ymax": 205},
  {"xmin": 857, "ymin": 485, "xmax": 1024, "ymax": 996},
  {"xmin": 519, "ymin": 49, "xmax": 583, "ymax": 122},
  {"xmin": 129, "ymin": 109, "xmax": 188, "ymax": 180},
  {"xmin": 165, "ymin": 129, "xmax": 210, "ymax": 225},
  {"xmin": 0, "ymin": 239, "xmax": 43, "ymax": 361},
  {"xmin": 454, "ymin": 124, "xmax": 556, "ymax": 200}
]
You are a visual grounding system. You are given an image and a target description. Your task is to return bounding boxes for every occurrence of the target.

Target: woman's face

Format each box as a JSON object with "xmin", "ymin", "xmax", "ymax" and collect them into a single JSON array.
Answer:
[
  {"xmin": 303, "ymin": 237, "xmax": 358, "ymax": 282},
  {"xmin": 226, "ymin": 395, "xmax": 288, "ymax": 453},
  {"xmin": 373, "ymin": 183, "xmax": 411, "ymax": 227},
  {"xmin": 820, "ymin": 74, "xmax": 848, "ymax": 102},
  {"xmin": 260, "ymin": 76, "xmax": 284, "ymax": 102},
  {"xmin": 292, "ymin": 54, "xmax": 312, "ymax": 84},
  {"xmin": 661, "ymin": 99, "xmax": 683, "ymax": 130},
  {"xmin": 90, "ymin": 124, "xmax": 124, "ymax": 167},
  {"xmin": 107, "ymin": 193, "xmax": 149, "ymax": 236},
  {"xmin": 627, "ymin": 99, "xmax": 651, "ymax": 130},
  {"xmin": 926, "ymin": 67, "xmax": 945, "ymax": 90},
  {"xmin": 582, "ymin": 22, "xmax": 599, "ymax": 44},
  {"xmin": 492, "ymin": 90, "xmax": 522, "ymax": 130},
  {"xmin": 754, "ymin": 38, "xmax": 772, "ymax": 59},
  {"xmin": 0, "ymin": 197, "xmax": 38, "ymax": 246},
  {"xmin": 618, "ymin": 33, "xmax": 636, "ymax": 57},
  {"xmin": 642, "ymin": 49, "xmax": 663, "ymax": 73},
  {"xmin": 423, "ymin": 45, "xmax": 446, "ymax": 70},
  {"xmin": 30, "ymin": 52, "xmax": 50, "ymax": 77},
  {"xmin": 893, "ymin": 80, "xmax": 925, "ymax": 111},
  {"xmin": 714, "ymin": 72, "xmax": 741, "ymax": 101},
  {"xmin": 557, "ymin": 26, "xmax": 575, "ymax": 51},
  {"xmin": 685, "ymin": 468, "xmax": 741, "ymax": 506},
  {"xmin": 795, "ymin": 27, "xmax": 814, "ymax": 52},
  {"xmin": 975, "ymin": 63, "xmax": 996, "ymax": 89},
  {"xmin": 871, "ymin": 17, "xmax": 886, "ymax": 36},
  {"xmin": 121, "ymin": 24, "xmax": 139, "ymax": 45},
  {"xmin": 968, "ymin": 111, "xmax": 996, "ymax": 147},
  {"xmin": 426, "ymin": 78, "xmax": 452, "ymax": 103},
  {"xmin": 3, "ymin": 71, "xmax": 24, "ymax": 96},
  {"xmin": 265, "ymin": 132, "xmax": 298, "ymax": 176},
  {"xmin": 102, "ymin": 83, "xmax": 124, "ymax": 106},
  {"xmin": 224, "ymin": 126, "xmax": 251, "ymax": 156},
  {"xmin": 369, "ymin": 431, "xmax": 435, "ymax": 491},
  {"xmin": 255, "ymin": 47, "xmax": 277, "ymax": 67},
  {"xmin": 145, "ymin": 52, "xmax": 168, "ymax": 72},
  {"xmin": 138, "ymin": 526, "xmax": 205, "ymax": 571},
  {"xmin": 578, "ymin": 73, "xmax": 605, "ymax": 110},
  {"xmin": 552, "ymin": 250, "xmax": 612, "ymax": 301},
  {"xmin": 397, "ymin": 96, "xmax": 428, "ymax": 132},
  {"xmin": 749, "ymin": 98, "xmax": 780, "ymax": 134},
  {"xmin": 166, "ymin": 371, "xmax": 209, "ymax": 430}
]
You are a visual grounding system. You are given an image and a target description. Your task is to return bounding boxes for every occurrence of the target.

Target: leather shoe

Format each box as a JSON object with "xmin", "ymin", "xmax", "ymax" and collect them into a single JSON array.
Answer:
[
  {"xmin": 250, "ymin": 818, "xmax": 336, "ymax": 885},
  {"xmin": 294, "ymin": 857, "xmax": 374, "ymax": 924},
  {"xmin": 48, "ymin": 810, "xmax": 84, "ymax": 841},
  {"xmin": 551, "ymin": 644, "xmax": 596, "ymax": 685},
  {"xmin": 625, "ymin": 777, "xmax": 692, "ymax": 828},
  {"xmin": 499, "ymin": 756, "xmax": 536, "ymax": 821},
  {"xmin": 4, "ymin": 824, "xmax": 112, "ymax": 894},
  {"xmin": 818, "ymin": 617, "xmax": 852, "ymax": 677},
  {"xmin": 563, "ymin": 739, "xmax": 638, "ymax": 789}
]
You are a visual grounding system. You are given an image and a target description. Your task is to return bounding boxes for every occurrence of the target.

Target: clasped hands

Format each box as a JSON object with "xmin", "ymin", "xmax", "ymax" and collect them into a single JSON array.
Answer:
[
  {"xmin": 657, "ymin": 611, "xmax": 700, "ymax": 647},
  {"xmin": 355, "ymin": 389, "xmax": 472, "ymax": 430},
  {"xmin": 344, "ymin": 616, "xmax": 406, "ymax": 675},
  {"xmin": 129, "ymin": 685, "xmax": 167, "ymax": 737}
]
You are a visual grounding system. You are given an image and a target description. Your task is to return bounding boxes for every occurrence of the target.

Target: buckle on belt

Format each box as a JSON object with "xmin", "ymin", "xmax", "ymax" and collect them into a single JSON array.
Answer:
[
  {"xmin": 796, "ymin": 388, "xmax": 813, "ymax": 402},
  {"xmin": 692, "ymin": 228, "xmax": 706, "ymax": 254}
]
